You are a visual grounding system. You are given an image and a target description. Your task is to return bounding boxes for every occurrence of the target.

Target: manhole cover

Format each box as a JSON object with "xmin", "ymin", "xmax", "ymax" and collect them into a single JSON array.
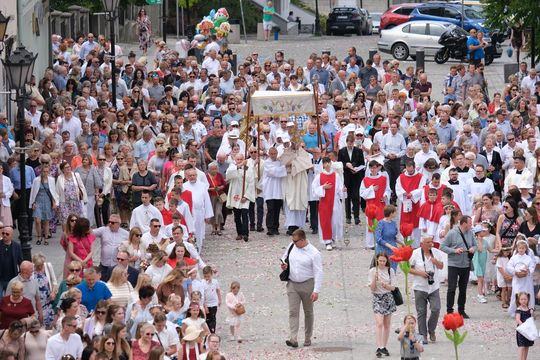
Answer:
[{"xmin": 312, "ymin": 346, "xmax": 352, "ymax": 353}]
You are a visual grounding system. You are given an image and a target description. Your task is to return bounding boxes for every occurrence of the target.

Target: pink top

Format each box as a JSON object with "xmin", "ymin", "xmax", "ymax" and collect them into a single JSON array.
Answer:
[
  {"xmin": 132, "ymin": 340, "xmax": 160, "ymax": 360},
  {"xmin": 68, "ymin": 233, "xmax": 96, "ymax": 268}
]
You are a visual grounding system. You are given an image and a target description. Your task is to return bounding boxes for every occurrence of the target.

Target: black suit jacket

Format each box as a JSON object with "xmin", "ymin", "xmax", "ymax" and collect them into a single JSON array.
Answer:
[
  {"xmin": 0, "ymin": 241, "xmax": 23, "ymax": 280},
  {"xmin": 338, "ymin": 146, "xmax": 365, "ymax": 184},
  {"xmin": 479, "ymin": 150, "xmax": 503, "ymax": 169},
  {"xmin": 127, "ymin": 266, "xmax": 140, "ymax": 287}
]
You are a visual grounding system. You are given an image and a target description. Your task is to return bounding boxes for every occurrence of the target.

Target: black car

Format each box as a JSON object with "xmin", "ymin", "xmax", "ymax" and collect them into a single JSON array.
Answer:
[{"xmin": 326, "ymin": 7, "xmax": 368, "ymax": 36}]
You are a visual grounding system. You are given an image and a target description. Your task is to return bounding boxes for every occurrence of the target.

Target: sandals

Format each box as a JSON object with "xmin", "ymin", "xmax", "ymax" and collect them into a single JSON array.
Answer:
[
  {"xmin": 502, "ymin": 303, "xmax": 509, "ymax": 309},
  {"xmin": 36, "ymin": 238, "xmax": 42, "ymax": 245},
  {"xmin": 217, "ymin": 231, "xmax": 223, "ymax": 236},
  {"xmin": 44, "ymin": 239, "xmax": 49, "ymax": 246}
]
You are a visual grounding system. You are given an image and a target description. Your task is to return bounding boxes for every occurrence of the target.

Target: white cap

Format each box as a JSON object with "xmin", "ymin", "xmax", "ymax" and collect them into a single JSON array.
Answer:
[
  {"xmin": 228, "ymin": 130, "xmax": 240, "ymax": 139},
  {"xmin": 282, "ymin": 135, "xmax": 291, "ymax": 143},
  {"xmin": 354, "ymin": 127, "xmax": 365, "ymax": 135},
  {"xmin": 286, "ymin": 121, "xmax": 295, "ymax": 127},
  {"xmin": 230, "ymin": 120, "xmax": 239, "ymax": 126}
]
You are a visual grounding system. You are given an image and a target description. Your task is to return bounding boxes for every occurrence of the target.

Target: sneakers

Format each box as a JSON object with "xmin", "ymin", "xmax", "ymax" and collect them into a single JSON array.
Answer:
[
  {"xmin": 285, "ymin": 340, "xmax": 298, "ymax": 348},
  {"xmin": 380, "ymin": 347, "xmax": 390, "ymax": 356},
  {"xmin": 429, "ymin": 332, "xmax": 436, "ymax": 342},
  {"xmin": 477, "ymin": 294, "xmax": 487, "ymax": 303},
  {"xmin": 326, "ymin": 244, "xmax": 333, "ymax": 251},
  {"xmin": 376, "ymin": 348, "xmax": 383, "ymax": 358}
]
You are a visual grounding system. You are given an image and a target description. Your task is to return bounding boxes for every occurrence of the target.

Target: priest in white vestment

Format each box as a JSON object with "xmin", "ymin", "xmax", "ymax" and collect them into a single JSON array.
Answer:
[
  {"xmin": 262, "ymin": 147, "xmax": 287, "ymax": 235},
  {"xmin": 226, "ymin": 153, "xmax": 256, "ymax": 241},
  {"xmin": 182, "ymin": 167, "xmax": 213, "ymax": 252},
  {"xmin": 280, "ymin": 144, "xmax": 312, "ymax": 234},
  {"xmin": 130, "ymin": 191, "xmax": 164, "ymax": 233}
]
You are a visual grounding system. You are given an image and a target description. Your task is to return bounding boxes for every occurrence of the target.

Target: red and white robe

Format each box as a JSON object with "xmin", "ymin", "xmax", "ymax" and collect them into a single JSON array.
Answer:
[
  {"xmin": 395, "ymin": 171, "xmax": 426, "ymax": 246},
  {"xmin": 312, "ymin": 170, "xmax": 346, "ymax": 245},
  {"xmin": 416, "ymin": 200, "xmax": 440, "ymax": 239},
  {"xmin": 360, "ymin": 172, "xmax": 391, "ymax": 248}
]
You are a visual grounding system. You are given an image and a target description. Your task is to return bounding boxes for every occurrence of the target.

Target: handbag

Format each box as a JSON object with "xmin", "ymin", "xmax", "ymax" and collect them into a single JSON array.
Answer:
[
  {"xmin": 209, "ymin": 175, "xmax": 227, "ymax": 203},
  {"xmin": 235, "ymin": 304, "xmax": 246, "ymax": 315},
  {"xmin": 388, "ymin": 268, "xmax": 404, "ymax": 306},
  {"xmin": 516, "ymin": 316, "xmax": 539, "ymax": 341},
  {"xmin": 279, "ymin": 243, "xmax": 295, "ymax": 281}
]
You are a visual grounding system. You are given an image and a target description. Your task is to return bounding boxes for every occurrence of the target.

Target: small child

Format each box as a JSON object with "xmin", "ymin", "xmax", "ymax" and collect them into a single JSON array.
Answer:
[
  {"xmin": 202, "ymin": 266, "xmax": 221, "ymax": 334},
  {"xmin": 225, "ymin": 281, "xmax": 246, "ymax": 343},
  {"xmin": 515, "ymin": 292, "xmax": 535, "ymax": 360},
  {"xmin": 496, "ymin": 247, "xmax": 513, "ymax": 308},
  {"xmin": 417, "ymin": 188, "xmax": 440, "ymax": 239},
  {"xmin": 472, "ymin": 224, "xmax": 490, "ymax": 303},
  {"xmin": 166, "ymin": 293, "xmax": 184, "ymax": 327},
  {"xmin": 155, "ymin": 197, "xmax": 172, "ymax": 225},
  {"xmin": 506, "ymin": 239, "xmax": 536, "ymax": 315},
  {"xmin": 398, "ymin": 314, "xmax": 424, "ymax": 359},
  {"xmin": 190, "ymin": 290, "xmax": 205, "ymax": 317}
]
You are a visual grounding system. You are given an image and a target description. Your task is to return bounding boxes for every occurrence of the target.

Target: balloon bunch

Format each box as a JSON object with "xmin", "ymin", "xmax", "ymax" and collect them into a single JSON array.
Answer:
[{"xmin": 196, "ymin": 8, "xmax": 231, "ymax": 38}]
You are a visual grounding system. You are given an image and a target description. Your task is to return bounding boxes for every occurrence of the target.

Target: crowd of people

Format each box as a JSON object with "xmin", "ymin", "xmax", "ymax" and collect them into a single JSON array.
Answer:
[{"xmin": 0, "ymin": 13, "xmax": 540, "ymax": 359}]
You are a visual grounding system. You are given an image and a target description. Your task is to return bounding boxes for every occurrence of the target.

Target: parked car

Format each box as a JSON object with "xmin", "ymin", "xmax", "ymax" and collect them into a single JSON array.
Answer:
[
  {"xmin": 326, "ymin": 7, "xmax": 368, "ymax": 35},
  {"xmin": 409, "ymin": 3, "xmax": 488, "ymax": 33},
  {"xmin": 371, "ymin": 12, "xmax": 382, "ymax": 34},
  {"xmin": 380, "ymin": 3, "xmax": 417, "ymax": 30},
  {"xmin": 359, "ymin": 8, "xmax": 374, "ymax": 35},
  {"xmin": 377, "ymin": 20, "xmax": 457, "ymax": 61}
]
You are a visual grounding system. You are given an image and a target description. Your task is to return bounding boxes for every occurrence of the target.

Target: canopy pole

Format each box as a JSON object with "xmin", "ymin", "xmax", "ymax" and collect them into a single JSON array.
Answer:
[
  {"xmin": 313, "ymin": 79, "xmax": 323, "ymax": 153},
  {"xmin": 241, "ymin": 87, "xmax": 253, "ymax": 198}
]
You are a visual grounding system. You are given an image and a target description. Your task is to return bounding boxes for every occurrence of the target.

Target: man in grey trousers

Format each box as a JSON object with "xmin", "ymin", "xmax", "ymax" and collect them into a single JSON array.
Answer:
[
  {"xmin": 280, "ymin": 229, "xmax": 323, "ymax": 348},
  {"xmin": 440, "ymin": 215, "xmax": 476, "ymax": 319},
  {"xmin": 410, "ymin": 236, "xmax": 445, "ymax": 344}
]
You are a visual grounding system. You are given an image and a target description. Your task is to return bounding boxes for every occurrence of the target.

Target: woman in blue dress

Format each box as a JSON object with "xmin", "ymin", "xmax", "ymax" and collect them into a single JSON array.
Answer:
[
  {"xmin": 29, "ymin": 165, "xmax": 59, "ymax": 245},
  {"xmin": 375, "ymin": 204, "xmax": 403, "ymax": 270}
]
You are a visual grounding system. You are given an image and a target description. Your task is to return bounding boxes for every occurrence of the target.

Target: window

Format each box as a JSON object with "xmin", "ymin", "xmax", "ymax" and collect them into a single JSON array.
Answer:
[
  {"xmin": 395, "ymin": 7, "xmax": 414, "ymax": 15},
  {"xmin": 410, "ymin": 23, "xmax": 426, "ymax": 35},
  {"xmin": 428, "ymin": 24, "xmax": 446, "ymax": 36},
  {"xmin": 444, "ymin": 8, "xmax": 461, "ymax": 19},
  {"xmin": 419, "ymin": 6, "xmax": 442, "ymax": 17},
  {"xmin": 401, "ymin": 24, "xmax": 411, "ymax": 33}
]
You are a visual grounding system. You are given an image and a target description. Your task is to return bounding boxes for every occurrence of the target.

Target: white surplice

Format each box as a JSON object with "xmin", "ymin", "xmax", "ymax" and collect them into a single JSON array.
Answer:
[
  {"xmin": 130, "ymin": 204, "xmax": 164, "ymax": 233},
  {"xmin": 183, "ymin": 180, "xmax": 213, "ymax": 252},
  {"xmin": 312, "ymin": 170, "xmax": 346, "ymax": 245}
]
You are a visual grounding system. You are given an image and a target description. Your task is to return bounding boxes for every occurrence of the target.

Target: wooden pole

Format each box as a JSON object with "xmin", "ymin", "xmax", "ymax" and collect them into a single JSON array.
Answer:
[
  {"xmin": 241, "ymin": 88, "xmax": 252, "ymax": 198},
  {"xmin": 313, "ymin": 79, "xmax": 323, "ymax": 153}
]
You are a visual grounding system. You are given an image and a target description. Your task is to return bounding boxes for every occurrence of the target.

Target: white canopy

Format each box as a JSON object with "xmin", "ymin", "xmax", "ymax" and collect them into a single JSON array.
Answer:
[{"xmin": 250, "ymin": 91, "xmax": 316, "ymax": 116}]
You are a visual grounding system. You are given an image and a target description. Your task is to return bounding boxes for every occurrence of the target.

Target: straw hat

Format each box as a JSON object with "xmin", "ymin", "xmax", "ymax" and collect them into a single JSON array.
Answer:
[{"xmin": 182, "ymin": 326, "xmax": 203, "ymax": 341}]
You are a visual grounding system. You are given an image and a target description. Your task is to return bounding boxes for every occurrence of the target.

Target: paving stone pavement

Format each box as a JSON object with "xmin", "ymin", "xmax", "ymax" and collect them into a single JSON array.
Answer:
[
  {"xmin": 30, "ymin": 213, "xmax": 534, "ymax": 359},
  {"xmin": 27, "ymin": 35, "xmax": 530, "ymax": 359}
]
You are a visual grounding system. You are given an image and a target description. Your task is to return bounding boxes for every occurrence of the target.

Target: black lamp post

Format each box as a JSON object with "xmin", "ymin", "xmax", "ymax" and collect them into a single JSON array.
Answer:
[
  {"xmin": 314, "ymin": 0, "xmax": 321, "ymax": 36},
  {"xmin": 101, "ymin": 0, "xmax": 120, "ymax": 108},
  {"xmin": 1, "ymin": 44, "xmax": 37, "ymax": 260}
]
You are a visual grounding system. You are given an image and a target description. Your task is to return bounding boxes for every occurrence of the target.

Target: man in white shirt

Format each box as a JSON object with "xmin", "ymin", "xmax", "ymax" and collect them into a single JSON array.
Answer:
[
  {"xmin": 414, "ymin": 137, "xmax": 439, "ymax": 172},
  {"xmin": 381, "ymin": 122, "xmax": 406, "ymax": 197},
  {"xmin": 202, "ymin": 50, "xmax": 220, "ymax": 76},
  {"xmin": 520, "ymin": 69, "xmax": 540, "ymax": 94},
  {"xmin": 280, "ymin": 229, "xmax": 323, "ymax": 348},
  {"xmin": 130, "ymin": 191, "xmax": 164, "ymax": 233},
  {"xmin": 93, "ymin": 214, "xmax": 129, "ymax": 282},
  {"xmin": 151, "ymin": 312, "xmax": 180, "ymax": 359},
  {"xmin": 141, "ymin": 218, "xmax": 168, "ymax": 249},
  {"xmin": 45, "ymin": 316, "xmax": 84, "ymax": 360},
  {"xmin": 409, "ymin": 237, "xmax": 444, "ymax": 343},
  {"xmin": 60, "ymin": 107, "xmax": 82, "ymax": 142}
]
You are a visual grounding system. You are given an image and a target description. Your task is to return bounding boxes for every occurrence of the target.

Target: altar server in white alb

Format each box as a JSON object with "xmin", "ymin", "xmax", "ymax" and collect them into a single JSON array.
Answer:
[
  {"xmin": 262, "ymin": 147, "xmax": 288, "ymax": 236},
  {"xmin": 311, "ymin": 157, "xmax": 347, "ymax": 251},
  {"xmin": 465, "ymin": 164, "xmax": 494, "ymax": 204},
  {"xmin": 183, "ymin": 166, "xmax": 213, "ymax": 252}
]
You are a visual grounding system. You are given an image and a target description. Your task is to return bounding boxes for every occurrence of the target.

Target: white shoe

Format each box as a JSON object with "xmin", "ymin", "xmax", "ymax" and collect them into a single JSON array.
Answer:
[
  {"xmin": 230, "ymin": 336, "xmax": 236, "ymax": 342},
  {"xmin": 326, "ymin": 244, "xmax": 333, "ymax": 251},
  {"xmin": 477, "ymin": 294, "xmax": 487, "ymax": 303}
]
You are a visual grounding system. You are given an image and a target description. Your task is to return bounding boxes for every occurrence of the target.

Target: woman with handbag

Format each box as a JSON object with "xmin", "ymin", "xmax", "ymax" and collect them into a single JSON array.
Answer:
[
  {"xmin": 30, "ymin": 165, "xmax": 59, "ymax": 245},
  {"xmin": 76, "ymin": 154, "xmax": 103, "ymax": 227},
  {"xmin": 32, "ymin": 253, "xmax": 58, "ymax": 329},
  {"xmin": 57, "ymin": 161, "xmax": 87, "ymax": 232},
  {"xmin": 225, "ymin": 281, "xmax": 246, "ymax": 343},
  {"xmin": 368, "ymin": 252, "xmax": 397, "ymax": 358},
  {"xmin": 206, "ymin": 162, "xmax": 226, "ymax": 236}
]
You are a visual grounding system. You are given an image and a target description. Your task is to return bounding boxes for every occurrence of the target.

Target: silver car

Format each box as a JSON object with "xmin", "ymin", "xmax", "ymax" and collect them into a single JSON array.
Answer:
[
  {"xmin": 377, "ymin": 20, "xmax": 454, "ymax": 61},
  {"xmin": 371, "ymin": 12, "xmax": 382, "ymax": 34}
]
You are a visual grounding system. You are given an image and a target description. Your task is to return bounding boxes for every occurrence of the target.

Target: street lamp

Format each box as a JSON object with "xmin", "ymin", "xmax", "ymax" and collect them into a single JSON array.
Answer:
[
  {"xmin": 101, "ymin": 0, "xmax": 120, "ymax": 108},
  {"xmin": 1, "ymin": 44, "xmax": 37, "ymax": 260},
  {"xmin": 314, "ymin": 0, "xmax": 321, "ymax": 36}
]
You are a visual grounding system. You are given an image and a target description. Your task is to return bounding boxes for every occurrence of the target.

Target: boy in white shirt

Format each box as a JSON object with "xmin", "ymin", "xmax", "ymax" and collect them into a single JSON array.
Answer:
[{"xmin": 202, "ymin": 265, "xmax": 221, "ymax": 334}]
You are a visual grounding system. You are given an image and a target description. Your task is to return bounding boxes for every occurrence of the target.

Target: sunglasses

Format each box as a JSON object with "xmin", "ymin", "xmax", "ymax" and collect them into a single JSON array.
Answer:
[
  {"xmin": 105, "ymin": 341, "xmax": 115, "ymax": 345},
  {"xmin": 69, "ymin": 268, "xmax": 82, "ymax": 272},
  {"xmin": 116, "ymin": 257, "xmax": 127, "ymax": 261},
  {"xmin": 133, "ymin": 233, "xmax": 142, "ymax": 237},
  {"xmin": 95, "ymin": 310, "xmax": 106, "ymax": 315}
]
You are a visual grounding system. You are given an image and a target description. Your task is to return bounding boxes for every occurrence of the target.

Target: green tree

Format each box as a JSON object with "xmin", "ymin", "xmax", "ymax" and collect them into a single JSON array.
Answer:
[{"xmin": 482, "ymin": 0, "xmax": 540, "ymax": 64}]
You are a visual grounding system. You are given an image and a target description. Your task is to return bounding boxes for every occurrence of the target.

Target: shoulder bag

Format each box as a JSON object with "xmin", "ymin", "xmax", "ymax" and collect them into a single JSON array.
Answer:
[
  {"xmin": 458, "ymin": 229, "xmax": 475, "ymax": 271},
  {"xmin": 279, "ymin": 243, "xmax": 295, "ymax": 281},
  {"xmin": 388, "ymin": 267, "xmax": 403, "ymax": 306}
]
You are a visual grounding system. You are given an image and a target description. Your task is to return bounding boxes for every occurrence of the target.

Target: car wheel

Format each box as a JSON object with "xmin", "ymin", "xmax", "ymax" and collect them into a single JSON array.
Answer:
[
  {"xmin": 485, "ymin": 53, "xmax": 494, "ymax": 66},
  {"xmin": 356, "ymin": 26, "xmax": 362, "ymax": 36},
  {"xmin": 391, "ymin": 42, "xmax": 409, "ymax": 61}
]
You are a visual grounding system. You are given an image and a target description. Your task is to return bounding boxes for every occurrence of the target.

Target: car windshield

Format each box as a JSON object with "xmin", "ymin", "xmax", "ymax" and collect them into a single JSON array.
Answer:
[
  {"xmin": 464, "ymin": 8, "xmax": 484, "ymax": 20},
  {"xmin": 371, "ymin": 13, "xmax": 381, "ymax": 21}
]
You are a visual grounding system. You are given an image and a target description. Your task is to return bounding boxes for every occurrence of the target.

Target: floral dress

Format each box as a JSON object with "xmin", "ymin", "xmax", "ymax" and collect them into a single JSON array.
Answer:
[
  {"xmin": 500, "ymin": 215, "xmax": 520, "ymax": 248},
  {"xmin": 137, "ymin": 16, "xmax": 152, "ymax": 52},
  {"xmin": 35, "ymin": 270, "xmax": 54, "ymax": 328},
  {"xmin": 60, "ymin": 177, "xmax": 83, "ymax": 222}
]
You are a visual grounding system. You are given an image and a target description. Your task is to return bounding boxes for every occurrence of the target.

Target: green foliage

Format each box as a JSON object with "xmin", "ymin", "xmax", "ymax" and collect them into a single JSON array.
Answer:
[{"xmin": 482, "ymin": 0, "xmax": 540, "ymax": 62}]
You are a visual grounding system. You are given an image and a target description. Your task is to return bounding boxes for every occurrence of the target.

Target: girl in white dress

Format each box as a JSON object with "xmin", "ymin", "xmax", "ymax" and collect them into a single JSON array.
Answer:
[
  {"xmin": 506, "ymin": 239, "xmax": 538, "ymax": 316},
  {"xmin": 225, "ymin": 281, "xmax": 246, "ymax": 342}
]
